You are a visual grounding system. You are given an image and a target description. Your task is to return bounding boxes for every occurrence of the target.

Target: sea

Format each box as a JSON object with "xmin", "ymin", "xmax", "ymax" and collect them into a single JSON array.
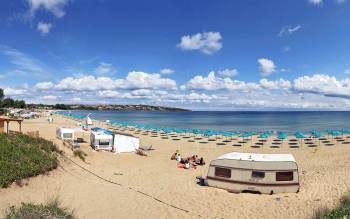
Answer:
[{"xmin": 58, "ymin": 110, "xmax": 350, "ymax": 134}]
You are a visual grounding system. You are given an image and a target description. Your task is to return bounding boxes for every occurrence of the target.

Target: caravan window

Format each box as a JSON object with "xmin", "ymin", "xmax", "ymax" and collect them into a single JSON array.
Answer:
[
  {"xmin": 276, "ymin": 172, "xmax": 293, "ymax": 181},
  {"xmin": 252, "ymin": 171, "xmax": 265, "ymax": 179},
  {"xmin": 98, "ymin": 140, "xmax": 110, "ymax": 145},
  {"xmin": 215, "ymin": 167, "xmax": 231, "ymax": 178},
  {"xmin": 62, "ymin": 133, "xmax": 72, "ymax": 139}
]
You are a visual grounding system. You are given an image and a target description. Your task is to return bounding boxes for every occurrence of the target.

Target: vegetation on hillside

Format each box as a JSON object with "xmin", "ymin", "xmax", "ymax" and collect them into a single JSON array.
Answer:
[
  {"xmin": 0, "ymin": 133, "xmax": 59, "ymax": 188},
  {"xmin": 4, "ymin": 199, "xmax": 75, "ymax": 219},
  {"xmin": 314, "ymin": 193, "xmax": 350, "ymax": 219}
]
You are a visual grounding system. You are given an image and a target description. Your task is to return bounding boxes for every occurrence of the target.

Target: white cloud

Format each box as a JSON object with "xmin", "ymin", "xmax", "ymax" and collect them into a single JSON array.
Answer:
[
  {"xmin": 345, "ymin": 69, "xmax": 350, "ymax": 75},
  {"xmin": 309, "ymin": 0, "xmax": 323, "ymax": 5},
  {"xmin": 160, "ymin": 68, "xmax": 175, "ymax": 74},
  {"xmin": 98, "ymin": 90, "xmax": 119, "ymax": 98},
  {"xmin": 294, "ymin": 74, "xmax": 350, "ymax": 98},
  {"xmin": 258, "ymin": 58, "xmax": 276, "ymax": 76},
  {"xmin": 217, "ymin": 68, "xmax": 239, "ymax": 77},
  {"xmin": 71, "ymin": 97, "xmax": 81, "ymax": 102},
  {"xmin": 177, "ymin": 32, "xmax": 222, "ymax": 55},
  {"xmin": 35, "ymin": 81, "xmax": 54, "ymax": 90},
  {"xmin": 37, "ymin": 22, "xmax": 52, "ymax": 36},
  {"xmin": 4, "ymin": 88, "xmax": 27, "ymax": 96},
  {"xmin": 117, "ymin": 71, "xmax": 177, "ymax": 90},
  {"xmin": 94, "ymin": 62, "xmax": 117, "ymax": 75},
  {"xmin": 278, "ymin": 25, "xmax": 301, "ymax": 37},
  {"xmin": 183, "ymin": 72, "xmax": 260, "ymax": 91},
  {"xmin": 0, "ymin": 45, "xmax": 48, "ymax": 76},
  {"xmin": 42, "ymin": 95, "xmax": 57, "ymax": 100},
  {"xmin": 27, "ymin": 0, "xmax": 68, "ymax": 18},
  {"xmin": 259, "ymin": 78, "xmax": 292, "ymax": 90},
  {"xmin": 35, "ymin": 71, "xmax": 177, "ymax": 92},
  {"xmin": 55, "ymin": 76, "xmax": 116, "ymax": 91}
]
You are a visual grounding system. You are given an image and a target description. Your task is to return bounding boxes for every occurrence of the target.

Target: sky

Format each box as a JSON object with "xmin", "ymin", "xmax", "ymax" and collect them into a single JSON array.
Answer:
[{"xmin": 1, "ymin": 0, "xmax": 350, "ymax": 110}]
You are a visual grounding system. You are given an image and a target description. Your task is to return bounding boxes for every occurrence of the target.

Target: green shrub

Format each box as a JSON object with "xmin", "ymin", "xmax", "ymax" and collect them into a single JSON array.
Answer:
[
  {"xmin": 316, "ymin": 194, "xmax": 350, "ymax": 219},
  {"xmin": 0, "ymin": 133, "xmax": 58, "ymax": 188},
  {"xmin": 73, "ymin": 149, "xmax": 87, "ymax": 162},
  {"xmin": 5, "ymin": 198, "xmax": 75, "ymax": 219}
]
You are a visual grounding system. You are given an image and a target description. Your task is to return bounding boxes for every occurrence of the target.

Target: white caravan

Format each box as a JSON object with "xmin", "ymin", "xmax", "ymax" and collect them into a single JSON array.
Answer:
[
  {"xmin": 56, "ymin": 127, "xmax": 75, "ymax": 140},
  {"xmin": 206, "ymin": 152, "xmax": 299, "ymax": 194},
  {"xmin": 90, "ymin": 128, "xmax": 113, "ymax": 151}
]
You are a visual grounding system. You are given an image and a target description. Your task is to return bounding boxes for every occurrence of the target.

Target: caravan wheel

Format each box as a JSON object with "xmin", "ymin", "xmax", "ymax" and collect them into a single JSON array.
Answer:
[{"xmin": 270, "ymin": 190, "xmax": 274, "ymax": 195}]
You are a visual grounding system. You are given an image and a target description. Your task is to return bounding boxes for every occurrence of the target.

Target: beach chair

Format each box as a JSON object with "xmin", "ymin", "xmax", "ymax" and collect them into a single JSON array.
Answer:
[{"xmin": 140, "ymin": 145, "xmax": 153, "ymax": 151}]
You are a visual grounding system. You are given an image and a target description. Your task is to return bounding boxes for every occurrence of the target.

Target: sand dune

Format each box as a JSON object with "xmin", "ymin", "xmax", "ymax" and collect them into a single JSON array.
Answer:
[{"xmin": 1, "ymin": 115, "xmax": 350, "ymax": 218}]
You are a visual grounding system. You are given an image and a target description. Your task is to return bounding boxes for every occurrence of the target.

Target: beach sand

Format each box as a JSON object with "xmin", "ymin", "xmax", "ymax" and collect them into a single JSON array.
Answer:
[{"xmin": 1, "ymin": 115, "xmax": 350, "ymax": 218}]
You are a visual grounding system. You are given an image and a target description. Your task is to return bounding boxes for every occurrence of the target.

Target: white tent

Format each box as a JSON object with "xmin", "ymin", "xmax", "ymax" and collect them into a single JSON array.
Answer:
[
  {"xmin": 90, "ymin": 131, "xmax": 113, "ymax": 151},
  {"xmin": 86, "ymin": 114, "xmax": 93, "ymax": 126},
  {"xmin": 206, "ymin": 152, "xmax": 299, "ymax": 194},
  {"xmin": 113, "ymin": 133, "xmax": 139, "ymax": 153},
  {"xmin": 56, "ymin": 127, "xmax": 75, "ymax": 140}
]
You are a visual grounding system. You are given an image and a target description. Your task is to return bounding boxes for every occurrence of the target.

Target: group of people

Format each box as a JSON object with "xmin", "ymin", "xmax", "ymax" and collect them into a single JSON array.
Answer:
[{"xmin": 171, "ymin": 150, "xmax": 205, "ymax": 169}]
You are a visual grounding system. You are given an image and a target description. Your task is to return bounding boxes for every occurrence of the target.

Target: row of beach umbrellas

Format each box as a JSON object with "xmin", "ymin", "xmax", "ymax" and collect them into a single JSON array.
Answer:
[{"xmin": 55, "ymin": 111, "xmax": 350, "ymax": 140}]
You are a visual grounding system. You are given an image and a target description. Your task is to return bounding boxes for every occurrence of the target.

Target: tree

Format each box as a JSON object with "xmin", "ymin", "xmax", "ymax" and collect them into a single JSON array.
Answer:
[
  {"xmin": 14, "ymin": 100, "xmax": 26, "ymax": 108},
  {"xmin": 0, "ymin": 88, "xmax": 4, "ymax": 100},
  {"xmin": 2, "ymin": 98, "xmax": 15, "ymax": 108}
]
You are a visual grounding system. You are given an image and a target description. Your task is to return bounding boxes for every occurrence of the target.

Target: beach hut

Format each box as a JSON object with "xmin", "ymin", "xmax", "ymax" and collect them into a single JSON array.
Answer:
[
  {"xmin": 56, "ymin": 127, "xmax": 75, "ymax": 140},
  {"xmin": 112, "ymin": 132, "xmax": 140, "ymax": 153},
  {"xmin": 90, "ymin": 128, "xmax": 113, "ymax": 151},
  {"xmin": 206, "ymin": 152, "xmax": 299, "ymax": 194}
]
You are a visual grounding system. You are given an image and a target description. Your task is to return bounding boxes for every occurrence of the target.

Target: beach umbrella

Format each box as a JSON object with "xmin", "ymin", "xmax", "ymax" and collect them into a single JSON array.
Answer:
[
  {"xmin": 311, "ymin": 130, "xmax": 323, "ymax": 146},
  {"xmin": 294, "ymin": 132, "xmax": 306, "ymax": 146},
  {"xmin": 258, "ymin": 133, "xmax": 269, "ymax": 146}
]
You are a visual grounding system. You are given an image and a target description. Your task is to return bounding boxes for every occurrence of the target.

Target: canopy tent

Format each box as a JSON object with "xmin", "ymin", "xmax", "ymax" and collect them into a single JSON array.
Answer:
[{"xmin": 113, "ymin": 133, "xmax": 140, "ymax": 153}]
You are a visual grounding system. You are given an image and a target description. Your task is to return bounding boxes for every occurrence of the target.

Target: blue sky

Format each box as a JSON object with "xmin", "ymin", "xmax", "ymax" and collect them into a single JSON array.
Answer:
[{"xmin": 1, "ymin": 0, "xmax": 350, "ymax": 109}]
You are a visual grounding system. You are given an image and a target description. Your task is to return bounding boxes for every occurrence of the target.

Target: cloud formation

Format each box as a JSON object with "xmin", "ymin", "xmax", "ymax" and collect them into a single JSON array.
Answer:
[
  {"xmin": 5, "ymin": 72, "xmax": 350, "ymax": 110},
  {"xmin": 217, "ymin": 68, "xmax": 239, "ymax": 77},
  {"xmin": 34, "ymin": 71, "xmax": 177, "ymax": 92},
  {"xmin": 160, "ymin": 68, "xmax": 175, "ymax": 74},
  {"xmin": 309, "ymin": 0, "xmax": 323, "ymax": 5},
  {"xmin": 0, "ymin": 45, "xmax": 50, "ymax": 78},
  {"xmin": 258, "ymin": 58, "xmax": 276, "ymax": 76},
  {"xmin": 278, "ymin": 25, "xmax": 301, "ymax": 37},
  {"xmin": 27, "ymin": 0, "xmax": 68, "ymax": 18},
  {"xmin": 37, "ymin": 22, "xmax": 52, "ymax": 36},
  {"xmin": 94, "ymin": 62, "xmax": 117, "ymax": 75},
  {"xmin": 177, "ymin": 32, "xmax": 222, "ymax": 55}
]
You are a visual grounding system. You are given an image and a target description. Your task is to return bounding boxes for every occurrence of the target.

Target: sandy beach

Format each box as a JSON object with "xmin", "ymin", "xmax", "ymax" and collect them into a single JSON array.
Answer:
[{"xmin": 1, "ymin": 115, "xmax": 350, "ymax": 219}]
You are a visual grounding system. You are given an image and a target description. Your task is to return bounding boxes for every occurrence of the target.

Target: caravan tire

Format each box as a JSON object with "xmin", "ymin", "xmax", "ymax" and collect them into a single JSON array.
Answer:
[{"xmin": 270, "ymin": 190, "xmax": 274, "ymax": 195}]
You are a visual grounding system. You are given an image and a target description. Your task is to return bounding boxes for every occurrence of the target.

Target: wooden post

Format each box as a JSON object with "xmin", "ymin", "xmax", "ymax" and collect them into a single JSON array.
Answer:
[
  {"xmin": 0, "ymin": 120, "xmax": 4, "ymax": 133},
  {"xmin": 6, "ymin": 121, "xmax": 9, "ymax": 134},
  {"xmin": 18, "ymin": 121, "xmax": 22, "ymax": 133}
]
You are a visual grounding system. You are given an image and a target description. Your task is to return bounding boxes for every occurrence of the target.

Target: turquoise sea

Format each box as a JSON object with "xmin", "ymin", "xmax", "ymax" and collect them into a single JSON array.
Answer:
[{"xmin": 58, "ymin": 110, "xmax": 350, "ymax": 134}]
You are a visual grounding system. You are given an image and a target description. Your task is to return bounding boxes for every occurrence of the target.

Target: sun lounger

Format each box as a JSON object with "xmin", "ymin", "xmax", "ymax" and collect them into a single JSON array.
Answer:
[{"xmin": 140, "ymin": 145, "xmax": 153, "ymax": 151}]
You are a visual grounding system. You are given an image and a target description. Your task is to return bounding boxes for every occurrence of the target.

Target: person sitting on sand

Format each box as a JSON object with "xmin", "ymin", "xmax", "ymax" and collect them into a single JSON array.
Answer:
[
  {"xmin": 195, "ymin": 157, "xmax": 205, "ymax": 166},
  {"xmin": 176, "ymin": 154, "xmax": 181, "ymax": 162},
  {"xmin": 171, "ymin": 152, "xmax": 177, "ymax": 160}
]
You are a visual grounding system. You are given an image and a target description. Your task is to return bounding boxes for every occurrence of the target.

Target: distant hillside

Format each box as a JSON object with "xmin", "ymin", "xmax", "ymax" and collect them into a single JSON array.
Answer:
[{"xmin": 27, "ymin": 104, "xmax": 191, "ymax": 112}]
